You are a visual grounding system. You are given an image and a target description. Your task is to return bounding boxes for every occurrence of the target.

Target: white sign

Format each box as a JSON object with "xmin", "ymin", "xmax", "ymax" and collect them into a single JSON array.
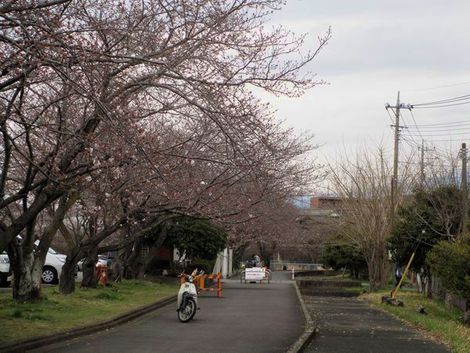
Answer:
[{"xmin": 245, "ymin": 267, "xmax": 265, "ymax": 281}]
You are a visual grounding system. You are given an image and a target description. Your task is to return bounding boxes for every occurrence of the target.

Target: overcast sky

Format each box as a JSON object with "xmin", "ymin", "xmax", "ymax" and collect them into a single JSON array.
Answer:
[{"xmin": 261, "ymin": 0, "xmax": 470, "ymax": 170}]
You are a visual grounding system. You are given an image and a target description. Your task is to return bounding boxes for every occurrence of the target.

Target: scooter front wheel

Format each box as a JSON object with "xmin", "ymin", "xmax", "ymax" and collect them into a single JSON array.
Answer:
[{"xmin": 177, "ymin": 297, "xmax": 197, "ymax": 322}]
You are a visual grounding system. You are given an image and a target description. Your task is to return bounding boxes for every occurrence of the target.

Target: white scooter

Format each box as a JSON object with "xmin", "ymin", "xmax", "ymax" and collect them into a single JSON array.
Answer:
[{"xmin": 177, "ymin": 269, "xmax": 203, "ymax": 322}]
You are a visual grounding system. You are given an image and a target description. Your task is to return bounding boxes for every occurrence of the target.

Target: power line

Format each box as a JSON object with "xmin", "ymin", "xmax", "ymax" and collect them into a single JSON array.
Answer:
[
  {"xmin": 404, "ymin": 131, "xmax": 470, "ymax": 137},
  {"xmin": 407, "ymin": 110, "xmax": 424, "ymax": 141},
  {"xmin": 404, "ymin": 81, "xmax": 470, "ymax": 92},
  {"xmin": 416, "ymin": 137, "xmax": 470, "ymax": 143},
  {"xmin": 412, "ymin": 93, "xmax": 470, "ymax": 107},
  {"xmin": 410, "ymin": 120, "xmax": 470, "ymax": 128},
  {"xmin": 408, "ymin": 126, "xmax": 470, "ymax": 133},
  {"xmin": 386, "ymin": 108, "xmax": 395, "ymax": 124},
  {"xmin": 413, "ymin": 101, "xmax": 470, "ymax": 109}
]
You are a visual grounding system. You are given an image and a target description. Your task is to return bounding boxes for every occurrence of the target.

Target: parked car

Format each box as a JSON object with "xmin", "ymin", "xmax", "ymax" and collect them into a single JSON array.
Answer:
[
  {"xmin": 0, "ymin": 247, "xmax": 68, "ymax": 286},
  {"xmin": 0, "ymin": 252, "xmax": 11, "ymax": 287},
  {"xmin": 41, "ymin": 247, "xmax": 67, "ymax": 284}
]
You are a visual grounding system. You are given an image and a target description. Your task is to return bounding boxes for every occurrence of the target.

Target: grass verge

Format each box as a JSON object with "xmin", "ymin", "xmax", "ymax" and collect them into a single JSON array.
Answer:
[
  {"xmin": 361, "ymin": 291, "xmax": 470, "ymax": 353},
  {"xmin": 0, "ymin": 280, "xmax": 178, "ymax": 345}
]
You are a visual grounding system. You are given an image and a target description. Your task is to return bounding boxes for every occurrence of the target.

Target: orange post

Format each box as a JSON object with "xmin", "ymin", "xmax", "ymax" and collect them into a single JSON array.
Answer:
[
  {"xmin": 96, "ymin": 265, "xmax": 108, "ymax": 286},
  {"xmin": 199, "ymin": 275, "xmax": 205, "ymax": 289},
  {"xmin": 217, "ymin": 272, "xmax": 222, "ymax": 298}
]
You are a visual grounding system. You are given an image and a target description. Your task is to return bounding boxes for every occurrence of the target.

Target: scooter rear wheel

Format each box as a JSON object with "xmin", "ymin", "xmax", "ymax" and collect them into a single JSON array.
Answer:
[{"xmin": 177, "ymin": 297, "xmax": 197, "ymax": 322}]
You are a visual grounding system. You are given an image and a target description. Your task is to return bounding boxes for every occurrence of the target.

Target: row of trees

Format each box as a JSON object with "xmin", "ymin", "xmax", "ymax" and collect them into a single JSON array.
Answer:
[
  {"xmin": 327, "ymin": 149, "xmax": 415, "ymax": 290},
  {"xmin": 325, "ymin": 146, "xmax": 469, "ymax": 316},
  {"xmin": 0, "ymin": 0, "xmax": 330, "ymax": 301},
  {"xmin": 389, "ymin": 184, "xmax": 470, "ymax": 323}
]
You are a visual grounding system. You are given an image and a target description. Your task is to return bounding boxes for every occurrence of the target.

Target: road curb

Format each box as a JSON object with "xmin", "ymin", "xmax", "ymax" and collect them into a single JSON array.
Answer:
[
  {"xmin": 0, "ymin": 295, "xmax": 177, "ymax": 353},
  {"xmin": 286, "ymin": 281, "xmax": 318, "ymax": 353}
]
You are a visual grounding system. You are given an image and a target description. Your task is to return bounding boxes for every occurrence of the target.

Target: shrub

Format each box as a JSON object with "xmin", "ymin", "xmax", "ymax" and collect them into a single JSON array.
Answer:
[
  {"xmin": 426, "ymin": 238, "xmax": 470, "ymax": 300},
  {"xmin": 11, "ymin": 309, "xmax": 22, "ymax": 318},
  {"xmin": 95, "ymin": 291, "xmax": 121, "ymax": 301},
  {"xmin": 427, "ymin": 237, "xmax": 470, "ymax": 324}
]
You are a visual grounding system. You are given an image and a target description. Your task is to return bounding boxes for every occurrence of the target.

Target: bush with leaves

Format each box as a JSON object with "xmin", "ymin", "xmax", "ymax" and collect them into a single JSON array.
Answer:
[
  {"xmin": 388, "ymin": 186, "xmax": 461, "ymax": 277},
  {"xmin": 322, "ymin": 234, "xmax": 368, "ymax": 279},
  {"xmin": 427, "ymin": 238, "xmax": 470, "ymax": 324},
  {"xmin": 164, "ymin": 217, "xmax": 228, "ymax": 261},
  {"xmin": 427, "ymin": 238, "xmax": 470, "ymax": 300}
]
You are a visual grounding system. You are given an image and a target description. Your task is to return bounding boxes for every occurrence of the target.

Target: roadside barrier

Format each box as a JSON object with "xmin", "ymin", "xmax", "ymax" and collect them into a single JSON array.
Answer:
[
  {"xmin": 240, "ymin": 267, "xmax": 271, "ymax": 284},
  {"xmin": 96, "ymin": 264, "xmax": 108, "ymax": 286},
  {"xmin": 181, "ymin": 272, "xmax": 222, "ymax": 298}
]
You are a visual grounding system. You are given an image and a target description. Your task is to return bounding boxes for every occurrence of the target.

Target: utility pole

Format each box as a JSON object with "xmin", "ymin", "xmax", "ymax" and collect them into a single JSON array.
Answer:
[
  {"xmin": 418, "ymin": 140, "xmax": 434, "ymax": 187},
  {"xmin": 460, "ymin": 142, "xmax": 468, "ymax": 236},
  {"xmin": 420, "ymin": 139, "xmax": 425, "ymax": 186},
  {"xmin": 385, "ymin": 92, "xmax": 411, "ymax": 217}
]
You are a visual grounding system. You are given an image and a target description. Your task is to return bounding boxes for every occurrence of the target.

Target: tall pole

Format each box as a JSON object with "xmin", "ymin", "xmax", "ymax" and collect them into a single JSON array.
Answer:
[
  {"xmin": 386, "ymin": 92, "xmax": 411, "ymax": 220},
  {"xmin": 392, "ymin": 91, "xmax": 401, "ymax": 213},
  {"xmin": 461, "ymin": 142, "xmax": 468, "ymax": 236},
  {"xmin": 420, "ymin": 139, "xmax": 425, "ymax": 186}
]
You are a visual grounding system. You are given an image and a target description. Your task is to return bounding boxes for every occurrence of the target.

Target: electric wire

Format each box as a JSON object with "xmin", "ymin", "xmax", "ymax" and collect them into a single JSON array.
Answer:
[
  {"xmin": 404, "ymin": 131, "xmax": 470, "ymax": 137},
  {"xmin": 413, "ymin": 101, "xmax": 470, "ymax": 109},
  {"xmin": 387, "ymin": 92, "xmax": 470, "ymax": 175},
  {"xmin": 411, "ymin": 120, "xmax": 470, "ymax": 127},
  {"xmin": 407, "ymin": 126, "xmax": 470, "ymax": 133},
  {"xmin": 404, "ymin": 80, "xmax": 470, "ymax": 92},
  {"xmin": 386, "ymin": 108, "xmax": 395, "ymax": 125},
  {"xmin": 412, "ymin": 93, "xmax": 470, "ymax": 107},
  {"xmin": 408, "ymin": 110, "xmax": 424, "ymax": 142}
]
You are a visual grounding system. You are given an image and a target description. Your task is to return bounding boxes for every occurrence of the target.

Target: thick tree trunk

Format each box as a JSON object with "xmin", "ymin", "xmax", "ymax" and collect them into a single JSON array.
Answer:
[
  {"xmin": 124, "ymin": 238, "xmax": 143, "ymax": 279},
  {"xmin": 59, "ymin": 247, "xmax": 83, "ymax": 294},
  {"xmin": 12, "ymin": 262, "xmax": 42, "ymax": 301},
  {"xmin": 8, "ymin": 244, "xmax": 43, "ymax": 302},
  {"xmin": 257, "ymin": 241, "xmax": 269, "ymax": 266},
  {"xmin": 143, "ymin": 226, "xmax": 169, "ymax": 273},
  {"xmin": 81, "ymin": 247, "xmax": 98, "ymax": 288},
  {"xmin": 8, "ymin": 193, "xmax": 77, "ymax": 300},
  {"xmin": 379, "ymin": 253, "xmax": 390, "ymax": 288},
  {"xmin": 59, "ymin": 261, "xmax": 77, "ymax": 294},
  {"xmin": 366, "ymin": 260, "xmax": 378, "ymax": 292},
  {"xmin": 366, "ymin": 250, "xmax": 388, "ymax": 292}
]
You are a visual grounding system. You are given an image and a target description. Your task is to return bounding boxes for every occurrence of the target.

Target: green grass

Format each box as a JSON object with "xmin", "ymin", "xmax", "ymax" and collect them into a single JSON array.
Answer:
[
  {"xmin": 343, "ymin": 285, "xmax": 368, "ymax": 294},
  {"xmin": 361, "ymin": 291, "xmax": 470, "ymax": 353},
  {"xmin": 0, "ymin": 280, "xmax": 178, "ymax": 345}
]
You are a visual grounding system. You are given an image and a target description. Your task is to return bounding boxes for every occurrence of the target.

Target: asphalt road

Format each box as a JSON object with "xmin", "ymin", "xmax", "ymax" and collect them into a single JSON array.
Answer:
[
  {"xmin": 303, "ymin": 296, "xmax": 449, "ymax": 353},
  {"xmin": 31, "ymin": 271, "xmax": 304, "ymax": 353}
]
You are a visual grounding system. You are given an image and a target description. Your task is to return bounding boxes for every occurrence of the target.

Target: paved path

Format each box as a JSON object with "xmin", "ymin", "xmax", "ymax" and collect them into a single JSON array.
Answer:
[
  {"xmin": 303, "ymin": 296, "xmax": 449, "ymax": 353},
  {"xmin": 32, "ymin": 272, "xmax": 304, "ymax": 353}
]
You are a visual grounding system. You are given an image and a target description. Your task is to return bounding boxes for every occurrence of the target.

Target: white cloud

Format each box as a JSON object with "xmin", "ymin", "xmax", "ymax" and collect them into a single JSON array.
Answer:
[{"xmin": 260, "ymin": 0, "xmax": 470, "ymax": 165}]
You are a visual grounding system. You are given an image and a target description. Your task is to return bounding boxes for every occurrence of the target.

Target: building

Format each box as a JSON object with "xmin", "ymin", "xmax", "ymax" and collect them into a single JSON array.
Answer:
[
  {"xmin": 271, "ymin": 195, "xmax": 343, "ymax": 268},
  {"xmin": 310, "ymin": 196, "xmax": 343, "ymax": 210}
]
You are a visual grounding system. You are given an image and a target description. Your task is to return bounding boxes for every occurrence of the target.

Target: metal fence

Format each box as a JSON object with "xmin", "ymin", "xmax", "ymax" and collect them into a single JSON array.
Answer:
[{"xmin": 270, "ymin": 260, "xmax": 323, "ymax": 271}]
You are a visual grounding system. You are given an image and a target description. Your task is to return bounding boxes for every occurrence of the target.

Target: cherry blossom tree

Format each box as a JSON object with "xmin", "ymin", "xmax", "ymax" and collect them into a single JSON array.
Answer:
[{"xmin": 1, "ymin": 0, "xmax": 329, "ymax": 300}]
